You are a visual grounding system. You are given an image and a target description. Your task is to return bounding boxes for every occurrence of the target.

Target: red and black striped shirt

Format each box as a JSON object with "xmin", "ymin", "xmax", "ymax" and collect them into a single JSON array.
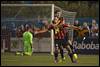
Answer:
[{"xmin": 48, "ymin": 24, "xmax": 69, "ymax": 39}]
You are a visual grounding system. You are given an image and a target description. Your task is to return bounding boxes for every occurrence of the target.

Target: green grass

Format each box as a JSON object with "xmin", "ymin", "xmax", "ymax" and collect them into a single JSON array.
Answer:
[{"xmin": 1, "ymin": 52, "xmax": 99, "ymax": 66}]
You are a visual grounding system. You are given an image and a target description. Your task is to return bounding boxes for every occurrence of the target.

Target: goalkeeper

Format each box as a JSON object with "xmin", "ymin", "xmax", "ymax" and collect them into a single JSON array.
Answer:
[
  {"xmin": 23, "ymin": 25, "xmax": 33, "ymax": 56},
  {"xmin": 16, "ymin": 24, "xmax": 47, "ymax": 56}
]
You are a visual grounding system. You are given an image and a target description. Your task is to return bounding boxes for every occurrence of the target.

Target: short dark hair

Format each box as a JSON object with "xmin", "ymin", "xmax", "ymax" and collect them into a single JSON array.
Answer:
[
  {"xmin": 54, "ymin": 10, "xmax": 61, "ymax": 14},
  {"xmin": 25, "ymin": 24, "xmax": 31, "ymax": 31}
]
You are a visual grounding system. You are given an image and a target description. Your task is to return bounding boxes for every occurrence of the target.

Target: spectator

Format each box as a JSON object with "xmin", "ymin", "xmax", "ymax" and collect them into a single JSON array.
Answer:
[
  {"xmin": 81, "ymin": 22, "xmax": 90, "ymax": 42},
  {"xmin": 82, "ymin": 22, "xmax": 90, "ymax": 36},
  {"xmin": 91, "ymin": 19, "xmax": 99, "ymax": 37},
  {"xmin": 73, "ymin": 20, "xmax": 81, "ymax": 41}
]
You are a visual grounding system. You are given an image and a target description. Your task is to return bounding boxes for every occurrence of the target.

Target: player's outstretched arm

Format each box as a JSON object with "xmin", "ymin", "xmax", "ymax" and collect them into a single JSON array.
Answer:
[
  {"xmin": 69, "ymin": 25, "xmax": 81, "ymax": 30},
  {"xmin": 34, "ymin": 29, "xmax": 48, "ymax": 35}
]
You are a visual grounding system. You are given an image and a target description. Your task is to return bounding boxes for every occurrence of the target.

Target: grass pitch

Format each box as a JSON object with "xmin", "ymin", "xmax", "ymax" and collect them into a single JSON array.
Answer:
[{"xmin": 1, "ymin": 52, "xmax": 99, "ymax": 66}]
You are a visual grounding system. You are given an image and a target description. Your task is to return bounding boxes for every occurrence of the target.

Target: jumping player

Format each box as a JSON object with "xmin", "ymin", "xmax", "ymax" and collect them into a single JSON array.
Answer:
[
  {"xmin": 34, "ymin": 10, "xmax": 79, "ymax": 63},
  {"xmin": 53, "ymin": 10, "xmax": 78, "ymax": 63},
  {"xmin": 23, "ymin": 25, "xmax": 33, "ymax": 56},
  {"xmin": 36, "ymin": 16, "xmax": 79, "ymax": 63}
]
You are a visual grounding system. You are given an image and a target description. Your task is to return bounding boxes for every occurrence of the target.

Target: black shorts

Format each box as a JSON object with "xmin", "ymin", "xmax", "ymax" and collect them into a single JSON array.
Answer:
[
  {"xmin": 54, "ymin": 35, "xmax": 70, "ymax": 48},
  {"xmin": 54, "ymin": 39, "xmax": 67, "ymax": 48}
]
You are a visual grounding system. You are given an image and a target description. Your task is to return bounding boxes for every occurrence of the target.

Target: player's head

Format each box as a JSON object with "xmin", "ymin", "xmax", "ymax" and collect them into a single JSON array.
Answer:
[
  {"xmin": 25, "ymin": 24, "xmax": 33, "ymax": 32},
  {"xmin": 55, "ymin": 10, "xmax": 62, "ymax": 18},
  {"xmin": 59, "ymin": 17, "xmax": 64, "ymax": 24},
  {"xmin": 53, "ymin": 16, "xmax": 64, "ymax": 26},
  {"xmin": 25, "ymin": 24, "xmax": 29, "ymax": 31},
  {"xmin": 54, "ymin": 16, "xmax": 58, "ymax": 21},
  {"xmin": 20, "ymin": 24, "xmax": 24, "ymax": 31},
  {"xmin": 53, "ymin": 16, "xmax": 59, "ymax": 24}
]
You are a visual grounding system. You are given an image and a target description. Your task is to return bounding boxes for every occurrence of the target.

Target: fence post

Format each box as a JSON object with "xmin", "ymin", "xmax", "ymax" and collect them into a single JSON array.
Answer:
[{"xmin": 2, "ymin": 39, "xmax": 5, "ymax": 53}]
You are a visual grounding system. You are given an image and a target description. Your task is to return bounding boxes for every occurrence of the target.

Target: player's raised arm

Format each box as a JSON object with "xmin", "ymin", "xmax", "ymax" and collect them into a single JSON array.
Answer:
[
  {"xmin": 65, "ymin": 24, "xmax": 81, "ymax": 30},
  {"xmin": 34, "ymin": 29, "xmax": 48, "ymax": 34},
  {"xmin": 71, "ymin": 25, "xmax": 81, "ymax": 30}
]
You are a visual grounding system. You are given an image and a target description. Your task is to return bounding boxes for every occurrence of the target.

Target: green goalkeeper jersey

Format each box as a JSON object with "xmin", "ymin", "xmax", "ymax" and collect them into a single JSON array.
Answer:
[{"xmin": 23, "ymin": 31, "xmax": 33, "ymax": 45}]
